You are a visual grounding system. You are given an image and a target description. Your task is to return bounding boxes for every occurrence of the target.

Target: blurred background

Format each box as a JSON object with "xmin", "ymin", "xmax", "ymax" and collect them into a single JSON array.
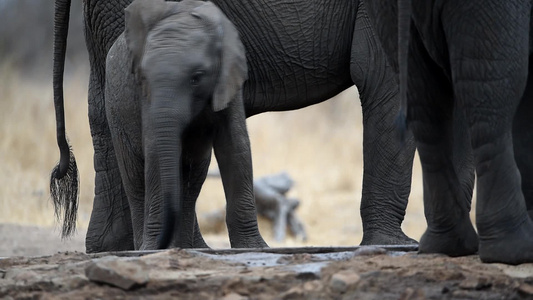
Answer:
[{"xmin": 0, "ymin": 0, "xmax": 430, "ymax": 251}]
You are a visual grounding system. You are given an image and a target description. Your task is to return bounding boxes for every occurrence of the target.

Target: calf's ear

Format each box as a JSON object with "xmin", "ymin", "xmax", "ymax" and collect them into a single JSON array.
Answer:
[
  {"xmin": 192, "ymin": 1, "xmax": 248, "ymax": 112},
  {"xmin": 124, "ymin": 0, "xmax": 168, "ymax": 75}
]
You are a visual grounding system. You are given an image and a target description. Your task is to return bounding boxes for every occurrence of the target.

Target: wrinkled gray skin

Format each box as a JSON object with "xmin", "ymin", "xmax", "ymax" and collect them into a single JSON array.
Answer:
[
  {"xmin": 366, "ymin": 0, "xmax": 533, "ymax": 265},
  {"xmin": 105, "ymin": 0, "xmax": 266, "ymax": 249},
  {"xmin": 52, "ymin": 0, "xmax": 417, "ymax": 252}
]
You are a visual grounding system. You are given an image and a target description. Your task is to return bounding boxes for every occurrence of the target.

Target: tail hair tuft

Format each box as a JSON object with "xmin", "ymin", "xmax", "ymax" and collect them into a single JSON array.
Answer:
[{"xmin": 50, "ymin": 146, "xmax": 79, "ymax": 239}]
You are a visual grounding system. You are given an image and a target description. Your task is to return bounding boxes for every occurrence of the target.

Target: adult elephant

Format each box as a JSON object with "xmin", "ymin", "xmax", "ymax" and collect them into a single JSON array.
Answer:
[
  {"xmin": 51, "ymin": 0, "xmax": 417, "ymax": 252},
  {"xmin": 365, "ymin": 0, "xmax": 533, "ymax": 264}
]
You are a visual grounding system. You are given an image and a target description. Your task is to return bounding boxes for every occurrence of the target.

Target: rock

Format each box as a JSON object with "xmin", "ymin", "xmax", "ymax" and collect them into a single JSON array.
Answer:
[
  {"xmin": 280, "ymin": 286, "xmax": 304, "ymax": 299},
  {"xmin": 221, "ymin": 292, "xmax": 248, "ymax": 300},
  {"xmin": 4, "ymin": 269, "xmax": 43, "ymax": 284},
  {"xmin": 51, "ymin": 274, "xmax": 88, "ymax": 290},
  {"xmin": 329, "ymin": 270, "xmax": 360, "ymax": 293},
  {"xmin": 85, "ymin": 257, "xmax": 149, "ymax": 290},
  {"xmin": 303, "ymin": 280, "xmax": 323, "ymax": 292},
  {"xmin": 399, "ymin": 287, "xmax": 426, "ymax": 300},
  {"xmin": 459, "ymin": 276, "xmax": 491, "ymax": 290},
  {"xmin": 518, "ymin": 283, "xmax": 533, "ymax": 296},
  {"xmin": 353, "ymin": 246, "xmax": 387, "ymax": 257}
]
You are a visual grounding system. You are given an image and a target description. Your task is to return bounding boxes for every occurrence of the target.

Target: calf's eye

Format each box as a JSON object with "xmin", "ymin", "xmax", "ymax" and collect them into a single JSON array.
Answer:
[{"xmin": 190, "ymin": 71, "xmax": 205, "ymax": 86}]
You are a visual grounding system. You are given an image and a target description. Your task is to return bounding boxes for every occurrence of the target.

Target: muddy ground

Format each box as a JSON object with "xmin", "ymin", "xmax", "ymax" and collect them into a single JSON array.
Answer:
[{"xmin": 1, "ymin": 224, "xmax": 533, "ymax": 299}]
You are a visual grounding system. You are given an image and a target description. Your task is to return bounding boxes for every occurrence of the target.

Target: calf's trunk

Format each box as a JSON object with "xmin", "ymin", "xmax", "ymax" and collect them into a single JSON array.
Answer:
[{"xmin": 151, "ymin": 95, "xmax": 190, "ymax": 249}]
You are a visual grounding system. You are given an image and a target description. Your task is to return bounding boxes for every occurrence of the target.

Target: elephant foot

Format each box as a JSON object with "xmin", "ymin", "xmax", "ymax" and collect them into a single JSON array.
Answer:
[
  {"xmin": 192, "ymin": 237, "xmax": 210, "ymax": 248},
  {"xmin": 479, "ymin": 217, "xmax": 533, "ymax": 265},
  {"xmin": 419, "ymin": 215, "xmax": 478, "ymax": 257},
  {"xmin": 360, "ymin": 230, "xmax": 418, "ymax": 246},
  {"xmin": 230, "ymin": 234, "xmax": 269, "ymax": 248}
]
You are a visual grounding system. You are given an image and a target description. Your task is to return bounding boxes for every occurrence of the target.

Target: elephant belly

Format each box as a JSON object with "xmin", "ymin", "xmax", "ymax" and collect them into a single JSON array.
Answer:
[
  {"xmin": 242, "ymin": 72, "xmax": 353, "ymax": 117},
  {"xmin": 213, "ymin": 0, "xmax": 358, "ymax": 116}
]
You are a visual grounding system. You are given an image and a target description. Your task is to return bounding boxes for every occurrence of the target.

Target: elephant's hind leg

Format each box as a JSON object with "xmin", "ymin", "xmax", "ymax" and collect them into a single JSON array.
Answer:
[
  {"xmin": 445, "ymin": 1, "xmax": 533, "ymax": 264},
  {"xmin": 85, "ymin": 70, "xmax": 135, "ymax": 253},
  {"xmin": 408, "ymin": 31, "xmax": 478, "ymax": 257},
  {"xmin": 513, "ymin": 58, "xmax": 533, "ymax": 220},
  {"xmin": 351, "ymin": 0, "xmax": 417, "ymax": 245}
]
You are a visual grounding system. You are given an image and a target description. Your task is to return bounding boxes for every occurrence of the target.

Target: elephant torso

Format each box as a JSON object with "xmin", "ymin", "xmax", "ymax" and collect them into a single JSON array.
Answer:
[
  {"xmin": 84, "ymin": 0, "xmax": 359, "ymax": 116},
  {"xmin": 212, "ymin": 0, "xmax": 359, "ymax": 116},
  {"xmin": 83, "ymin": 0, "xmax": 132, "ymax": 76}
]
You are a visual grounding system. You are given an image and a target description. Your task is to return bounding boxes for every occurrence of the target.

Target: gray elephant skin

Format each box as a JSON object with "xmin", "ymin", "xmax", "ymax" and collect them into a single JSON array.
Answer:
[
  {"xmin": 105, "ymin": 0, "xmax": 267, "ymax": 249},
  {"xmin": 51, "ymin": 0, "xmax": 417, "ymax": 252},
  {"xmin": 365, "ymin": 0, "xmax": 533, "ymax": 265}
]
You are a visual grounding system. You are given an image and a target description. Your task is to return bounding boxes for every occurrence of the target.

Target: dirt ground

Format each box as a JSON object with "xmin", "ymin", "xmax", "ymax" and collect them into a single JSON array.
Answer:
[{"xmin": 1, "ymin": 224, "xmax": 533, "ymax": 299}]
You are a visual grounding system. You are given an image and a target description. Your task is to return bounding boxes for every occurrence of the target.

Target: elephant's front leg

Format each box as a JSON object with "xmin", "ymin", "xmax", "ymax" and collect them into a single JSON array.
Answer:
[
  {"xmin": 351, "ymin": 0, "xmax": 416, "ymax": 245},
  {"xmin": 170, "ymin": 149, "xmax": 212, "ymax": 249},
  {"xmin": 105, "ymin": 37, "xmax": 146, "ymax": 250},
  {"xmin": 213, "ymin": 96, "xmax": 268, "ymax": 248}
]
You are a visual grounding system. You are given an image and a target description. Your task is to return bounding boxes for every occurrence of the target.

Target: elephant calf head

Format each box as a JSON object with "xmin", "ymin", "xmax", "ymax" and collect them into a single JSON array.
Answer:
[
  {"xmin": 121, "ymin": 0, "xmax": 249, "ymax": 248},
  {"xmin": 125, "ymin": 0, "xmax": 247, "ymax": 112}
]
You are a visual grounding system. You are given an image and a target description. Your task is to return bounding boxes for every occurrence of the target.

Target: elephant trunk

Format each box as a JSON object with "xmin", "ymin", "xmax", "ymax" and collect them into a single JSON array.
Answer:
[{"xmin": 152, "ymin": 94, "xmax": 191, "ymax": 249}]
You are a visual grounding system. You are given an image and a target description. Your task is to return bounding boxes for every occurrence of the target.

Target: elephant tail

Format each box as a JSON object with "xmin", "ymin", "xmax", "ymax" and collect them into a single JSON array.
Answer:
[
  {"xmin": 50, "ymin": 0, "xmax": 79, "ymax": 239},
  {"xmin": 396, "ymin": 0, "xmax": 412, "ymax": 142}
]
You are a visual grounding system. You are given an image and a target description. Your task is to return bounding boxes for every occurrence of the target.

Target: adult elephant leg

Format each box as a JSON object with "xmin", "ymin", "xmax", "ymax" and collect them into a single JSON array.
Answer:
[
  {"xmin": 85, "ymin": 69, "xmax": 135, "ymax": 253},
  {"xmin": 408, "ymin": 30, "xmax": 478, "ymax": 257},
  {"xmin": 513, "ymin": 58, "xmax": 533, "ymax": 219},
  {"xmin": 82, "ymin": 1, "xmax": 135, "ymax": 253},
  {"xmin": 445, "ymin": 1, "xmax": 533, "ymax": 264},
  {"xmin": 351, "ymin": 0, "xmax": 416, "ymax": 245}
]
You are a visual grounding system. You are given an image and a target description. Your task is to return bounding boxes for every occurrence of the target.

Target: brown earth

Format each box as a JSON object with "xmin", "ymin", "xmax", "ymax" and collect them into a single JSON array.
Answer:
[{"xmin": 1, "ymin": 223, "xmax": 533, "ymax": 299}]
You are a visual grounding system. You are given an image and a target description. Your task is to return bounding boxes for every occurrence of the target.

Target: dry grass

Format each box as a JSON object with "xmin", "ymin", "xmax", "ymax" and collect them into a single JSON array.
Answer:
[
  {"xmin": 0, "ymin": 65, "xmax": 94, "ymax": 229},
  {"xmin": 199, "ymin": 87, "xmax": 428, "ymax": 247},
  {"xmin": 0, "ymin": 65, "xmax": 432, "ymax": 247}
]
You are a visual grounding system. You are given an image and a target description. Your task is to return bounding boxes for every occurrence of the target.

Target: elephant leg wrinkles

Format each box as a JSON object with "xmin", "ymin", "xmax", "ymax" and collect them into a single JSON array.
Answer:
[
  {"xmin": 513, "ymin": 57, "xmax": 533, "ymax": 219},
  {"xmin": 407, "ymin": 30, "xmax": 478, "ymax": 257},
  {"xmin": 443, "ymin": 1, "xmax": 533, "ymax": 264},
  {"xmin": 77, "ymin": 0, "xmax": 418, "ymax": 251},
  {"xmin": 214, "ymin": 98, "xmax": 268, "ymax": 248},
  {"xmin": 105, "ymin": 37, "xmax": 145, "ymax": 250},
  {"xmin": 85, "ymin": 67, "xmax": 135, "ymax": 253},
  {"xmin": 172, "ymin": 154, "xmax": 211, "ymax": 249},
  {"xmin": 351, "ymin": 0, "xmax": 417, "ymax": 245},
  {"xmin": 82, "ymin": 3, "xmax": 135, "ymax": 252}
]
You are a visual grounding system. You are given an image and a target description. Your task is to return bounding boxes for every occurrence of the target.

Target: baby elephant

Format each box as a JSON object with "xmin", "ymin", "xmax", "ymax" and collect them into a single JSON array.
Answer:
[{"xmin": 105, "ymin": 0, "xmax": 267, "ymax": 250}]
